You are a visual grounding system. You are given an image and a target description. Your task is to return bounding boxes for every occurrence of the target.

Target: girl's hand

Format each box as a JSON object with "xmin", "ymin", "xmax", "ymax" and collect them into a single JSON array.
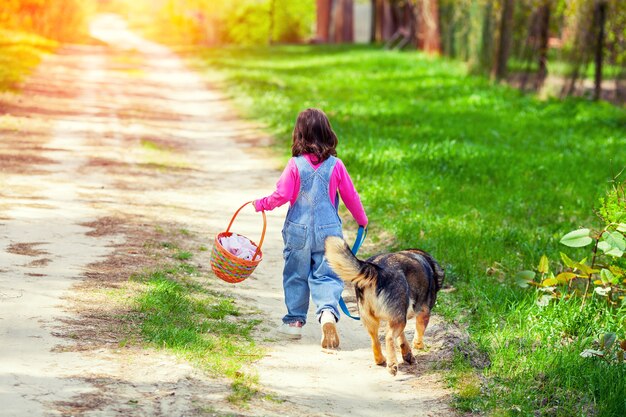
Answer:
[{"xmin": 252, "ymin": 200, "xmax": 263, "ymax": 212}]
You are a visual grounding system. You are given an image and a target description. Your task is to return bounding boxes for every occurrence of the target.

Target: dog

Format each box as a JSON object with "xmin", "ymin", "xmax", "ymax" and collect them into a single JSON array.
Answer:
[{"xmin": 325, "ymin": 236, "xmax": 444, "ymax": 375}]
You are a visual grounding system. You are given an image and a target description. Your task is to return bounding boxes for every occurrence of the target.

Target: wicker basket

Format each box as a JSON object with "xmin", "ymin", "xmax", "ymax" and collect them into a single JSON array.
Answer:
[{"xmin": 210, "ymin": 201, "xmax": 266, "ymax": 283}]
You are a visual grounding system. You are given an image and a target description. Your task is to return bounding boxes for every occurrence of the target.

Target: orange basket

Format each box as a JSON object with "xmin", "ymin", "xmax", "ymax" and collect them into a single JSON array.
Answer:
[{"xmin": 210, "ymin": 201, "xmax": 266, "ymax": 284}]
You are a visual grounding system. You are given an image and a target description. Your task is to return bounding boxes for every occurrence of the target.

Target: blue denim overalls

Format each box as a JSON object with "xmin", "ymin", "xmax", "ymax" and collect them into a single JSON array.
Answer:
[{"xmin": 281, "ymin": 156, "xmax": 344, "ymax": 325}]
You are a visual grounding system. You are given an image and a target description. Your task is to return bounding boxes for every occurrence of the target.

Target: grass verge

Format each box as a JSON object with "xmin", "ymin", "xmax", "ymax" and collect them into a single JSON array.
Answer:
[
  {"xmin": 190, "ymin": 45, "xmax": 626, "ymax": 416},
  {"xmin": 130, "ymin": 263, "xmax": 262, "ymax": 403},
  {"xmin": 116, "ymin": 231, "xmax": 264, "ymax": 405}
]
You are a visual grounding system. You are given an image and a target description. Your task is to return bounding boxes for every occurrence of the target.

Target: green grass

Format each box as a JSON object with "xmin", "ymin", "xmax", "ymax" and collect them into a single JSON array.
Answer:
[
  {"xmin": 111, "ymin": 227, "xmax": 264, "ymax": 404},
  {"xmin": 191, "ymin": 45, "xmax": 626, "ymax": 416},
  {"xmin": 507, "ymin": 47, "xmax": 624, "ymax": 80},
  {"xmin": 130, "ymin": 260, "xmax": 262, "ymax": 404},
  {"xmin": 0, "ymin": 27, "xmax": 57, "ymax": 91},
  {"xmin": 173, "ymin": 250, "xmax": 193, "ymax": 260}
]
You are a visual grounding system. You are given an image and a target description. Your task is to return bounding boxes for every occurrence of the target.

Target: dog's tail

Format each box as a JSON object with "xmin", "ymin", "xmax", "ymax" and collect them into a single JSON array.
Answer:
[{"xmin": 325, "ymin": 236, "xmax": 377, "ymax": 287}]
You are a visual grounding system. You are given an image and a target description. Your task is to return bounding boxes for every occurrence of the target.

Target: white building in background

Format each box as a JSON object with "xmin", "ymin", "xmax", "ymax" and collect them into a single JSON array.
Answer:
[{"xmin": 354, "ymin": 1, "xmax": 372, "ymax": 43}]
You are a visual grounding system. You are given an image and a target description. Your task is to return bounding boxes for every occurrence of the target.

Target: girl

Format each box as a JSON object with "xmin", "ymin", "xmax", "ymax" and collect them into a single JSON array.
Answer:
[{"xmin": 254, "ymin": 108, "xmax": 368, "ymax": 349}]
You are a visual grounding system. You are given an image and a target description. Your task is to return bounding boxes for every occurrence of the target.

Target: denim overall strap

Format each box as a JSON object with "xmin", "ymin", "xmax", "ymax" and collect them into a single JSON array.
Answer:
[{"xmin": 281, "ymin": 156, "xmax": 345, "ymax": 324}]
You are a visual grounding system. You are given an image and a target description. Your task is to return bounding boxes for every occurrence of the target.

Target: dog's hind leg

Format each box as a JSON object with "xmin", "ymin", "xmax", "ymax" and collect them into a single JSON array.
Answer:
[
  {"xmin": 397, "ymin": 330, "xmax": 414, "ymax": 364},
  {"xmin": 413, "ymin": 306, "xmax": 431, "ymax": 350},
  {"xmin": 385, "ymin": 321, "xmax": 405, "ymax": 376},
  {"xmin": 362, "ymin": 316, "xmax": 385, "ymax": 366}
]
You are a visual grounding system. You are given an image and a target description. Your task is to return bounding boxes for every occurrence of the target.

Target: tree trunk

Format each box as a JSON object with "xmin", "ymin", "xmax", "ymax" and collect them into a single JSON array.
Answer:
[
  {"xmin": 343, "ymin": 0, "xmax": 354, "ymax": 43},
  {"xmin": 370, "ymin": 0, "xmax": 377, "ymax": 43},
  {"xmin": 493, "ymin": 0, "xmax": 515, "ymax": 81},
  {"xmin": 416, "ymin": 0, "xmax": 442, "ymax": 53},
  {"xmin": 536, "ymin": 0, "xmax": 551, "ymax": 88},
  {"xmin": 374, "ymin": 0, "xmax": 383, "ymax": 42},
  {"xmin": 316, "ymin": 0, "xmax": 332, "ymax": 43},
  {"xmin": 561, "ymin": 0, "xmax": 595, "ymax": 98},
  {"xmin": 594, "ymin": 0, "xmax": 607, "ymax": 100},
  {"xmin": 382, "ymin": 0, "xmax": 394, "ymax": 41},
  {"xmin": 373, "ymin": 0, "xmax": 393, "ymax": 42},
  {"xmin": 519, "ymin": 7, "xmax": 539, "ymax": 91},
  {"xmin": 333, "ymin": 0, "xmax": 354, "ymax": 43}
]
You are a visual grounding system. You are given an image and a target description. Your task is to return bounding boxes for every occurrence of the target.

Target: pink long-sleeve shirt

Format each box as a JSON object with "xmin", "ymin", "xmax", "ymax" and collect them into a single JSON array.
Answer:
[{"xmin": 254, "ymin": 154, "xmax": 368, "ymax": 226}]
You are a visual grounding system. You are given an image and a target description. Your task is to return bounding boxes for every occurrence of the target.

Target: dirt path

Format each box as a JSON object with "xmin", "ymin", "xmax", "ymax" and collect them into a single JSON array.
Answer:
[{"xmin": 0, "ymin": 14, "xmax": 454, "ymax": 417}]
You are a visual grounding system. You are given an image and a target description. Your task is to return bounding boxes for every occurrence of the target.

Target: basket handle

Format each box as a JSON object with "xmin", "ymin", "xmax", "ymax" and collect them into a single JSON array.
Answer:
[{"xmin": 225, "ymin": 201, "xmax": 266, "ymax": 261}]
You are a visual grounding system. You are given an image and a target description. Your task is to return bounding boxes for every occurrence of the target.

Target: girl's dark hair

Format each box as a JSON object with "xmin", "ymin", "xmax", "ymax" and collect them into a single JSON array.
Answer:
[{"xmin": 291, "ymin": 108, "xmax": 338, "ymax": 163}]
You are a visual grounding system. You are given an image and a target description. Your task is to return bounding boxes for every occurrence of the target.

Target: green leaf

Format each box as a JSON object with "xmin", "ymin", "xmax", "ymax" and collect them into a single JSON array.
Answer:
[
  {"xmin": 572, "ymin": 260, "xmax": 598, "ymax": 276},
  {"xmin": 516, "ymin": 270, "xmax": 536, "ymax": 280},
  {"xmin": 515, "ymin": 270, "xmax": 535, "ymax": 288},
  {"xmin": 603, "ymin": 332, "xmax": 617, "ymax": 350},
  {"xmin": 560, "ymin": 252, "xmax": 576, "ymax": 268},
  {"xmin": 537, "ymin": 255, "xmax": 549, "ymax": 274},
  {"xmin": 605, "ymin": 247, "xmax": 624, "ymax": 258},
  {"xmin": 600, "ymin": 268, "xmax": 615, "ymax": 284},
  {"xmin": 616, "ymin": 223, "xmax": 626, "ymax": 233},
  {"xmin": 580, "ymin": 349, "xmax": 604, "ymax": 358},
  {"xmin": 556, "ymin": 272, "xmax": 577, "ymax": 283},
  {"xmin": 602, "ymin": 230, "xmax": 626, "ymax": 250},
  {"xmin": 560, "ymin": 228, "xmax": 592, "ymax": 247},
  {"xmin": 609, "ymin": 265, "xmax": 624, "ymax": 278},
  {"xmin": 598, "ymin": 231, "xmax": 626, "ymax": 258},
  {"xmin": 542, "ymin": 277, "xmax": 558, "ymax": 287},
  {"xmin": 597, "ymin": 241, "xmax": 611, "ymax": 253},
  {"xmin": 601, "ymin": 230, "xmax": 625, "ymax": 257}
]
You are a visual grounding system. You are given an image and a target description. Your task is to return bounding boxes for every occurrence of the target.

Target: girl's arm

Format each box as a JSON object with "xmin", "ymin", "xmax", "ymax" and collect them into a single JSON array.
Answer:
[
  {"xmin": 253, "ymin": 158, "xmax": 298, "ymax": 212},
  {"xmin": 335, "ymin": 160, "xmax": 368, "ymax": 226}
]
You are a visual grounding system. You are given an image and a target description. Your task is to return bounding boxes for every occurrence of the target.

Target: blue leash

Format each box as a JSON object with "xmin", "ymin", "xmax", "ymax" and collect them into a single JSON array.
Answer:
[{"xmin": 338, "ymin": 226, "xmax": 367, "ymax": 321}]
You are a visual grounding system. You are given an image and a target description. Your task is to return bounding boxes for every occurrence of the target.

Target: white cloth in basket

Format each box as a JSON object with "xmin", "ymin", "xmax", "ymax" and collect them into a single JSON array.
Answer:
[{"xmin": 219, "ymin": 234, "xmax": 258, "ymax": 261}]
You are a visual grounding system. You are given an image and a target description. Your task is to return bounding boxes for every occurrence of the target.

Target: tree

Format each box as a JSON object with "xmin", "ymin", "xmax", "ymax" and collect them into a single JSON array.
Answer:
[
  {"xmin": 593, "ymin": 0, "xmax": 608, "ymax": 100},
  {"xmin": 416, "ymin": 0, "xmax": 441, "ymax": 54},
  {"xmin": 374, "ymin": 0, "xmax": 394, "ymax": 42},
  {"xmin": 316, "ymin": 0, "xmax": 332, "ymax": 42},
  {"xmin": 315, "ymin": 0, "xmax": 354, "ymax": 44},
  {"xmin": 384, "ymin": 0, "xmax": 417, "ymax": 50},
  {"xmin": 536, "ymin": 0, "xmax": 551, "ymax": 88},
  {"xmin": 334, "ymin": 0, "xmax": 354, "ymax": 43},
  {"xmin": 493, "ymin": 0, "xmax": 515, "ymax": 81},
  {"xmin": 517, "ymin": 0, "xmax": 552, "ymax": 91},
  {"xmin": 370, "ymin": 0, "xmax": 377, "ymax": 43}
]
